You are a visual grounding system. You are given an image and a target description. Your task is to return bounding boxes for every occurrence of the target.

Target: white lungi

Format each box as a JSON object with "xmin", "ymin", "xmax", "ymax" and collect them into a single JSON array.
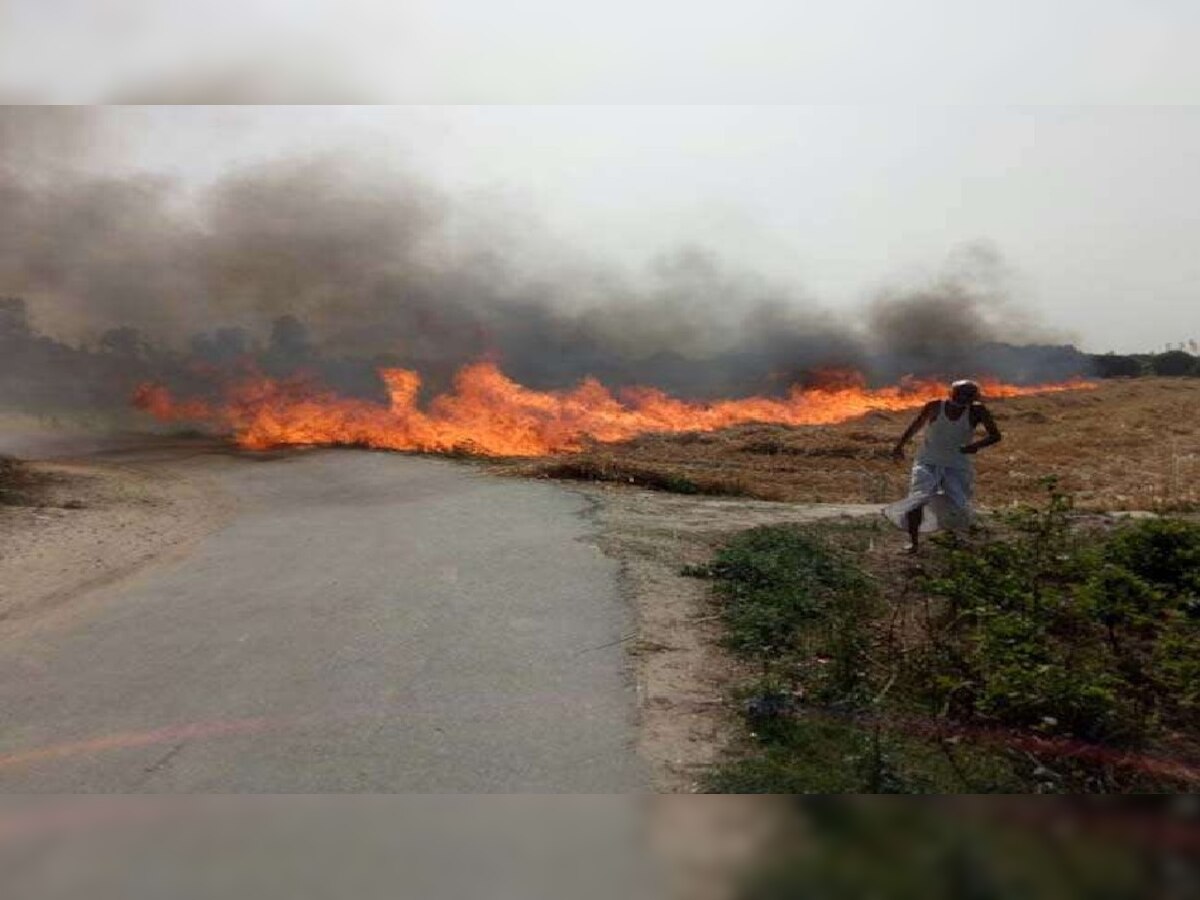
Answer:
[{"xmin": 882, "ymin": 462, "xmax": 974, "ymax": 533}]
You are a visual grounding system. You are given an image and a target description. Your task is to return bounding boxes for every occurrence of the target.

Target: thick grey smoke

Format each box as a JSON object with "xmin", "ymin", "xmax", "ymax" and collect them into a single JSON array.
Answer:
[{"xmin": 0, "ymin": 108, "xmax": 1085, "ymax": 414}]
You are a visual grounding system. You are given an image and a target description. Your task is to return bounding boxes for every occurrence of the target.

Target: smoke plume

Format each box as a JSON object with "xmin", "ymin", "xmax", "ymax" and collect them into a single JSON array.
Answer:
[{"xmin": 0, "ymin": 108, "xmax": 1086, "ymax": 415}]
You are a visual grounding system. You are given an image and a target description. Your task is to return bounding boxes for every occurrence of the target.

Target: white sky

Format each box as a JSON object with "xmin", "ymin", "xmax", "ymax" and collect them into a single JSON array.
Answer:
[
  {"xmin": 2, "ymin": 2, "xmax": 1199, "ymax": 351},
  {"xmin": 73, "ymin": 105, "xmax": 1200, "ymax": 353},
  {"xmin": 3, "ymin": 1, "xmax": 1200, "ymax": 104}
]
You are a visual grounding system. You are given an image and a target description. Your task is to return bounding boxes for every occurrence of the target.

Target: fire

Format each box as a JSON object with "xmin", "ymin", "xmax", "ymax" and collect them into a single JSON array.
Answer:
[{"xmin": 133, "ymin": 361, "xmax": 1095, "ymax": 457}]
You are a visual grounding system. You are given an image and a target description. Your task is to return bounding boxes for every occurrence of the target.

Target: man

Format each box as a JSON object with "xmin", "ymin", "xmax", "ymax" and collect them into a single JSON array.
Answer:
[{"xmin": 883, "ymin": 379, "xmax": 1002, "ymax": 553}]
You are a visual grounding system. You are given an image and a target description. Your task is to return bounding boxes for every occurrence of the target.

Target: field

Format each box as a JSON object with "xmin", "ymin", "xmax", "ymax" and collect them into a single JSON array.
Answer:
[{"xmin": 522, "ymin": 378, "xmax": 1200, "ymax": 512}]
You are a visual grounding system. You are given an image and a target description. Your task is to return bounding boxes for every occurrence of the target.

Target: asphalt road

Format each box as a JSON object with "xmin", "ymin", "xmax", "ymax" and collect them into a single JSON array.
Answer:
[{"xmin": 0, "ymin": 450, "xmax": 643, "ymax": 792}]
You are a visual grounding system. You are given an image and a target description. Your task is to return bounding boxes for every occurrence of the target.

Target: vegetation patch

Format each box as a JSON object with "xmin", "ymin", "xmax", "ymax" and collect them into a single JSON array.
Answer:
[
  {"xmin": 535, "ymin": 454, "xmax": 752, "ymax": 497},
  {"xmin": 0, "ymin": 454, "xmax": 35, "ymax": 506},
  {"xmin": 692, "ymin": 484, "xmax": 1200, "ymax": 792}
]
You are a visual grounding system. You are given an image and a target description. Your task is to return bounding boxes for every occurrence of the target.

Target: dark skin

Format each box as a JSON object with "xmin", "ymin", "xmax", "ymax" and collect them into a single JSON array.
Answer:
[{"xmin": 890, "ymin": 385, "xmax": 1002, "ymax": 552}]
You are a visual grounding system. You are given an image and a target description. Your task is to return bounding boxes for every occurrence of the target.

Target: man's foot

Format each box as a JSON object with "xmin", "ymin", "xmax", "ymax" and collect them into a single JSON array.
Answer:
[{"xmin": 901, "ymin": 542, "xmax": 919, "ymax": 555}]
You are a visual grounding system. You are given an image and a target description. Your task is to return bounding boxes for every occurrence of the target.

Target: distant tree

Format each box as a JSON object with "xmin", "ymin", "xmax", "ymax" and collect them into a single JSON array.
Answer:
[
  {"xmin": 189, "ymin": 326, "xmax": 253, "ymax": 363},
  {"xmin": 214, "ymin": 327, "xmax": 252, "ymax": 358},
  {"xmin": 1150, "ymin": 349, "xmax": 1198, "ymax": 377},
  {"xmin": 1089, "ymin": 353, "xmax": 1144, "ymax": 378}
]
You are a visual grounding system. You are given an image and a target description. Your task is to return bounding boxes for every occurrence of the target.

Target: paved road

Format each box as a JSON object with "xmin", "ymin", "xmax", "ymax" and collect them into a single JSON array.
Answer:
[{"xmin": 0, "ymin": 450, "xmax": 643, "ymax": 791}]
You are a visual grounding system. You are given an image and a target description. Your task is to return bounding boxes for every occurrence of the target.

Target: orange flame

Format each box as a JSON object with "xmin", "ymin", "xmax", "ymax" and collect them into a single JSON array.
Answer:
[{"xmin": 133, "ymin": 361, "xmax": 1095, "ymax": 457}]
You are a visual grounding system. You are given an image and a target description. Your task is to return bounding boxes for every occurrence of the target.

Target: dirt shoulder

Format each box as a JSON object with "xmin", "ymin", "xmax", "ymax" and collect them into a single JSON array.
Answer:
[
  {"xmin": 0, "ymin": 452, "xmax": 233, "ymax": 628},
  {"xmin": 574, "ymin": 482, "xmax": 879, "ymax": 792}
]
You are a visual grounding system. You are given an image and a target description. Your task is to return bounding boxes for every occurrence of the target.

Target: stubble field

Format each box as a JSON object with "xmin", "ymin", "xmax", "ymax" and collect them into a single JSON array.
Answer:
[{"xmin": 521, "ymin": 378, "xmax": 1200, "ymax": 512}]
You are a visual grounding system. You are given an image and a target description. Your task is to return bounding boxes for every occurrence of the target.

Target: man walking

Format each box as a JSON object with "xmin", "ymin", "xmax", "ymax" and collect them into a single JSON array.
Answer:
[{"xmin": 883, "ymin": 379, "xmax": 1002, "ymax": 553}]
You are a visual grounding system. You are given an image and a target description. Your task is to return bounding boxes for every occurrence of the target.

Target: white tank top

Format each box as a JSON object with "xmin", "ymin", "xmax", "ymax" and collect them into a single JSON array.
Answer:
[{"xmin": 916, "ymin": 401, "xmax": 975, "ymax": 469}]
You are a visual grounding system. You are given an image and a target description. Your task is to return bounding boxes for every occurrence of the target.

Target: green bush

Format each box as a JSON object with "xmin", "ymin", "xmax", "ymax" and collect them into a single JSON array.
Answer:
[
  {"xmin": 1102, "ymin": 518, "xmax": 1200, "ymax": 594},
  {"xmin": 1150, "ymin": 614, "xmax": 1200, "ymax": 718},
  {"xmin": 698, "ymin": 526, "xmax": 873, "ymax": 666},
  {"xmin": 922, "ymin": 485, "xmax": 1200, "ymax": 745}
]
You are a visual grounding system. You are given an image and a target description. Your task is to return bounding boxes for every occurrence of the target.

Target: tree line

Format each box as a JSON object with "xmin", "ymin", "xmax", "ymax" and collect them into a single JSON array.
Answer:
[
  {"xmin": 1, "ymin": 295, "xmax": 1195, "ymax": 417},
  {"xmin": 1090, "ymin": 349, "xmax": 1200, "ymax": 378}
]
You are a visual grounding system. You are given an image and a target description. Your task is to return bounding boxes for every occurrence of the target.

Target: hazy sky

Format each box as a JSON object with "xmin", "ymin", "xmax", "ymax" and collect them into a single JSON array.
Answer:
[
  {"xmin": 65, "ymin": 105, "xmax": 1197, "ymax": 353},
  {"xmin": 2, "ymin": 2, "xmax": 1199, "ymax": 352},
  {"xmin": 4, "ymin": 1, "xmax": 1200, "ymax": 104}
]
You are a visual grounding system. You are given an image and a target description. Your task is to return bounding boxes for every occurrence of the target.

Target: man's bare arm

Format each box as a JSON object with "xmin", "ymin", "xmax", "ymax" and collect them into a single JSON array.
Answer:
[
  {"xmin": 891, "ymin": 402, "xmax": 934, "ymax": 460},
  {"xmin": 962, "ymin": 405, "xmax": 1002, "ymax": 454}
]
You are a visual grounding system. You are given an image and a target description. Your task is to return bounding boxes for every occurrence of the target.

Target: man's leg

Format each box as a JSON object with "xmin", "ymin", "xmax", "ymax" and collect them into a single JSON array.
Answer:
[
  {"xmin": 904, "ymin": 506, "xmax": 923, "ymax": 553},
  {"xmin": 883, "ymin": 463, "xmax": 936, "ymax": 553}
]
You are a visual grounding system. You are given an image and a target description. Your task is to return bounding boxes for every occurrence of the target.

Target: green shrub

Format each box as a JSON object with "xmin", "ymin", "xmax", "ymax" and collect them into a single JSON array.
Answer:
[
  {"xmin": 699, "ymin": 526, "xmax": 873, "ymax": 666},
  {"xmin": 1149, "ymin": 613, "xmax": 1200, "ymax": 720},
  {"xmin": 1102, "ymin": 518, "xmax": 1200, "ymax": 594},
  {"xmin": 921, "ymin": 487, "xmax": 1200, "ymax": 744},
  {"xmin": 1079, "ymin": 564, "xmax": 1164, "ymax": 633}
]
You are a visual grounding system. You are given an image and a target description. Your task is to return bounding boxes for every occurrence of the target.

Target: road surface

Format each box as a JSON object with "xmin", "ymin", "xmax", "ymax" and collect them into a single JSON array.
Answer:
[{"xmin": 0, "ymin": 449, "xmax": 643, "ymax": 791}]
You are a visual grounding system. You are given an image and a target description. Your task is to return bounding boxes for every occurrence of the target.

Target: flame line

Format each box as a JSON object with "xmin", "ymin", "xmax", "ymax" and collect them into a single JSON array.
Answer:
[{"xmin": 134, "ymin": 361, "xmax": 1096, "ymax": 457}]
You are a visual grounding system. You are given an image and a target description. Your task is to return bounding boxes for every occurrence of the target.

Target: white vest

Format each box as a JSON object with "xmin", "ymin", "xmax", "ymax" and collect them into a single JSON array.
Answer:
[{"xmin": 916, "ymin": 401, "xmax": 975, "ymax": 469}]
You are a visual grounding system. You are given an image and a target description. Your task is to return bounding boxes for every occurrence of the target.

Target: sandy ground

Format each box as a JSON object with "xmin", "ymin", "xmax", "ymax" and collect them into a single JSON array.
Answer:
[
  {"xmin": 0, "ymin": 449, "xmax": 234, "ymax": 627},
  {"xmin": 571, "ymin": 483, "xmax": 879, "ymax": 792}
]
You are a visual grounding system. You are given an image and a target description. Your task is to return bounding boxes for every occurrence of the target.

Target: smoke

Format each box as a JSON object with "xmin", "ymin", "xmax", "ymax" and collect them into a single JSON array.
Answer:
[
  {"xmin": 869, "ymin": 243, "xmax": 1044, "ymax": 375},
  {"xmin": 0, "ymin": 108, "xmax": 1085, "ymax": 414}
]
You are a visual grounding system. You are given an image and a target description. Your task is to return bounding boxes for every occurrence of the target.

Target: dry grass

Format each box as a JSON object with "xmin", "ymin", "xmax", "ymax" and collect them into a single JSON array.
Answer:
[
  {"xmin": 516, "ymin": 379, "xmax": 1200, "ymax": 511},
  {"xmin": 0, "ymin": 454, "xmax": 36, "ymax": 505}
]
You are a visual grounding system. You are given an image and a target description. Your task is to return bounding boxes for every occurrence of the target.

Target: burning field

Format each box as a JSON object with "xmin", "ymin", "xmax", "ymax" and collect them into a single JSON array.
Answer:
[
  {"xmin": 133, "ymin": 360, "xmax": 1091, "ymax": 454},
  {"xmin": 128, "ymin": 363, "xmax": 1200, "ymax": 512},
  {"xmin": 521, "ymin": 378, "xmax": 1199, "ymax": 512},
  {"xmin": 122, "ymin": 359, "xmax": 1192, "ymax": 514}
]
